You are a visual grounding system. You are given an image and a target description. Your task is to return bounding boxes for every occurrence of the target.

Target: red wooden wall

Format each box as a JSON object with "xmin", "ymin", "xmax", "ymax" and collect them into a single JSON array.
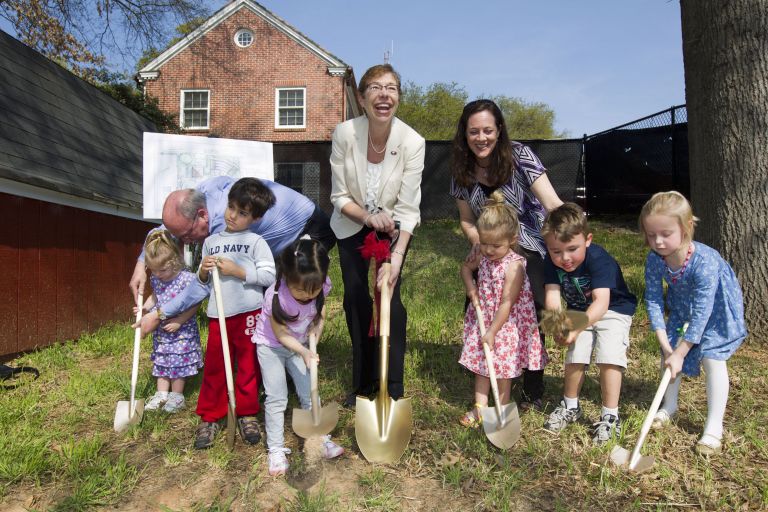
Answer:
[{"xmin": 0, "ymin": 192, "xmax": 155, "ymax": 357}]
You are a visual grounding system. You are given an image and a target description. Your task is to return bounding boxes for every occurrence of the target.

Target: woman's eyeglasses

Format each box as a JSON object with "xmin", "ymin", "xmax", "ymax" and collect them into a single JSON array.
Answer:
[{"xmin": 367, "ymin": 83, "xmax": 399, "ymax": 95}]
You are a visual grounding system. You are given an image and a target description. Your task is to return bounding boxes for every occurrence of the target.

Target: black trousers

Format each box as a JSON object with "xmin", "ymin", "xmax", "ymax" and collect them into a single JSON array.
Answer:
[
  {"xmin": 520, "ymin": 247, "xmax": 547, "ymax": 402},
  {"xmin": 338, "ymin": 227, "xmax": 407, "ymax": 400},
  {"xmin": 300, "ymin": 204, "xmax": 337, "ymax": 253}
]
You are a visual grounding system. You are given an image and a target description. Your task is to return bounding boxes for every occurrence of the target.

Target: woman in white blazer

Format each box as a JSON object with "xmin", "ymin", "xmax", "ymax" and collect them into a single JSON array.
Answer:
[{"xmin": 329, "ymin": 64, "xmax": 425, "ymax": 407}]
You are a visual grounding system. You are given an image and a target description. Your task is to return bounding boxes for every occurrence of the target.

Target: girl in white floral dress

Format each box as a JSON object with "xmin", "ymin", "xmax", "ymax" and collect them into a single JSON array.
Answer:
[{"xmin": 459, "ymin": 191, "xmax": 547, "ymax": 427}]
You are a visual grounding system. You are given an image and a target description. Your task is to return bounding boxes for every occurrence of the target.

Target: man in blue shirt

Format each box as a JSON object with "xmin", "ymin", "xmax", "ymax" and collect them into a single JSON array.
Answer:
[{"xmin": 130, "ymin": 176, "xmax": 334, "ymax": 335}]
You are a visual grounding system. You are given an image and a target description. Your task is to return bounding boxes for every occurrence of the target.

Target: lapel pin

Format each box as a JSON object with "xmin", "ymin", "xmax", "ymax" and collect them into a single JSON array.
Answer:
[{"xmin": 390, "ymin": 150, "xmax": 397, "ymax": 155}]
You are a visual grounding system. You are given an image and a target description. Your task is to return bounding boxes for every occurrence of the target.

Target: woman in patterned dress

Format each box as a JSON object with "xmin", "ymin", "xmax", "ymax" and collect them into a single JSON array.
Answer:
[
  {"xmin": 450, "ymin": 99, "xmax": 563, "ymax": 410},
  {"xmin": 137, "ymin": 229, "xmax": 203, "ymax": 413},
  {"xmin": 459, "ymin": 191, "xmax": 546, "ymax": 427},
  {"xmin": 640, "ymin": 191, "xmax": 747, "ymax": 455}
]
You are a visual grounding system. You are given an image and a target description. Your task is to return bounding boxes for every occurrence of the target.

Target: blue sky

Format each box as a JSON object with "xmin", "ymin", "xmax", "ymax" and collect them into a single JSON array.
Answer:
[{"xmin": 1, "ymin": 1, "xmax": 685, "ymax": 136}]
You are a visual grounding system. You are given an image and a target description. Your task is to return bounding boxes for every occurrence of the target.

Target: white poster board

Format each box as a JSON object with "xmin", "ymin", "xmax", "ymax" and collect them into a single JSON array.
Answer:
[{"xmin": 142, "ymin": 133, "xmax": 274, "ymax": 220}]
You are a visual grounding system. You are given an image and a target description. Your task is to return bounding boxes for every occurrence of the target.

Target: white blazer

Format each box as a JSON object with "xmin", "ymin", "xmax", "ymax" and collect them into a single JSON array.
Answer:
[{"xmin": 329, "ymin": 116, "xmax": 425, "ymax": 239}]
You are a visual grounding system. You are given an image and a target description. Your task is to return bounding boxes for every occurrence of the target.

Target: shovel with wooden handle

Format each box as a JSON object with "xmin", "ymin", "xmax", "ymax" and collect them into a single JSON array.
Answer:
[
  {"xmin": 610, "ymin": 368, "xmax": 672, "ymax": 473},
  {"xmin": 472, "ymin": 299, "xmax": 521, "ymax": 449},
  {"xmin": 292, "ymin": 332, "xmax": 340, "ymax": 438},
  {"xmin": 114, "ymin": 292, "xmax": 146, "ymax": 433},
  {"xmin": 355, "ymin": 262, "xmax": 413, "ymax": 463},
  {"xmin": 211, "ymin": 266, "xmax": 237, "ymax": 449}
]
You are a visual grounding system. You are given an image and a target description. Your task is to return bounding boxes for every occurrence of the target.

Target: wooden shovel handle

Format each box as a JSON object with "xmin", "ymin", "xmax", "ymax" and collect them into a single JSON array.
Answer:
[
  {"xmin": 129, "ymin": 292, "xmax": 143, "ymax": 416},
  {"xmin": 377, "ymin": 263, "xmax": 392, "ymax": 400},
  {"xmin": 308, "ymin": 332, "xmax": 321, "ymax": 425},
  {"xmin": 629, "ymin": 368, "xmax": 672, "ymax": 468},
  {"xmin": 472, "ymin": 299, "xmax": 504, "ymax": 424},
  {"xmin": 211, "ymin": 267, "xmax": 237, "ymax": 414}
]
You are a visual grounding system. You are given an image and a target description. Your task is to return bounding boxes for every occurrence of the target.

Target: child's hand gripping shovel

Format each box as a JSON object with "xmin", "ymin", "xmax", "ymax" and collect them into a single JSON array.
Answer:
[
  {"xmin": 472, "ymin": 298, "xmax": 521, "ymax": 449},
  {"xmin": 292, "ymin": 332, "xmax": 339, "ymax": 438},
  {"xmin": 610, "ymin": 368, "xmax": 672, "ymax": 473},
  {"xmin": 114, "ymin": 293, "xmax": 146, "ymax": 432},
  {"xmin": 355, "ymin": 261, "xmax": 413, "ymax": 463},
  {"xmin": 211, "ymin": 266, "xmax": 238, "ymax": 449}
]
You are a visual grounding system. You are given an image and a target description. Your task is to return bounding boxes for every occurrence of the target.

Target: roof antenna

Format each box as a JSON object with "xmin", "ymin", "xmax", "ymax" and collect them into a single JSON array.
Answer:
[{"xmin": 383, "ymin": 40, "xmax": 393, "ymax": 64}]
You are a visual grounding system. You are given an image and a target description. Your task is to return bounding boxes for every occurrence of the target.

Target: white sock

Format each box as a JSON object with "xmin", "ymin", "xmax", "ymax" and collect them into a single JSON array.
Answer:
[
  {"xmin": 601, "ymin": 406, "xmax": 619, "ymax": 419},
  {"xmin": 702, "ymin": 358, "xmax": 729, "ymax": 440},
  {"xmin": 564, "ymin": 396, "xmax": 579, "ymax": 410},
  {"xmin": 157, "ymin": 390, "xmax": 169, "ymax": 397}
]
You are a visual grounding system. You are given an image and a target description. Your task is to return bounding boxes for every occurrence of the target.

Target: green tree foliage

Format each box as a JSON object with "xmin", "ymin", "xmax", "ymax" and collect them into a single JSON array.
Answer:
[
  {"xmin": 397, "ymin": 81, "xmax": 468, "ymax": 140},
  {"xmin": 397, "ymin": 81, "xmax": 565, "ymax": 140},
  {"xmin": 490, "ymin": 95, "xmax": 566, "ymax": 140},
  {"xmin": 93, "ymin": 71, "xmax": 179, "ymax": 133}
]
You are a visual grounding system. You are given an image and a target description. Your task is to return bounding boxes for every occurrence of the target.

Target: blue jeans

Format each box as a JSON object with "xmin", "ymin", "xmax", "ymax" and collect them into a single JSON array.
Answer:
[{"xmin": 256, "ymin": 343, "xmax": 312, "ymax": 451}]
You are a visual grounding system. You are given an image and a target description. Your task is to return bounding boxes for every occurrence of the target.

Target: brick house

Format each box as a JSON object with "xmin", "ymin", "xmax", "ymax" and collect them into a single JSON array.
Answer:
[{"xmin": 137, "ymin": 0, "xmax": 360, "ymax": 207}]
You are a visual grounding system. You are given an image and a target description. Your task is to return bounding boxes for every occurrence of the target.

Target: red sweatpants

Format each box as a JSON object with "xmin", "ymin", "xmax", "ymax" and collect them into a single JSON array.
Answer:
[{"xmin": 196, "ymin": 309, "xmax": 261, "ymax": 422}]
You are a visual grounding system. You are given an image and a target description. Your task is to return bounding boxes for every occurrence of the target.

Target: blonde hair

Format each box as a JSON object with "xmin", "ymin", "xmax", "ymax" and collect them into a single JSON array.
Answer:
[
  {"xmin": 476, "ymin": 190, "xmax": 520, "ymax": 243},
  {"xmin": 144, "ymin": 229, "xmax": 184, "ymax": 273},
  {"xmin": 639, "ymin": 191, "xmax": 699, "ymax": 244},
  {"xmin": 541, "ymin": 202, "xmax": 589, "ymax": 242}
]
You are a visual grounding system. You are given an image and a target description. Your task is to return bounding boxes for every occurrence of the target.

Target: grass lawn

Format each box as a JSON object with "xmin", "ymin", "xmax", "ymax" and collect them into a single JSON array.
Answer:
[{"xmin": 0, "ymin": 218, "xmax": 766, "ymax": 511}]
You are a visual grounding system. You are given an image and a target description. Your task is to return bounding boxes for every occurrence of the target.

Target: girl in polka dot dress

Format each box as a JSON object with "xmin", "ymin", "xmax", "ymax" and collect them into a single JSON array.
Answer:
[
  {"xmin": 459, "ymin": 191, "xmax": 546, "ymax": 427},
  {"xmin": 640, "ymin": 191, "xmax": 747, "ymax": 455},
  {"xmin": 137, "ymin": 230, "xmax": 203, "ymax": 413}
]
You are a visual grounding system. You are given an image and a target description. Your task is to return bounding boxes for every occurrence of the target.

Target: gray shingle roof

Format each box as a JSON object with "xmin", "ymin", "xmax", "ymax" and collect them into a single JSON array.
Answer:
[{"xmin": 0, "ymin": 30, "xmax": 156, "ymax": 209}]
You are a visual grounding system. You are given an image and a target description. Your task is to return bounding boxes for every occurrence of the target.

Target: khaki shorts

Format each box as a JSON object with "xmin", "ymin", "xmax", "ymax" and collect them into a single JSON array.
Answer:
[{"xmin": 565, "ymin": 310, "xmax": 632, "ymax": 368}]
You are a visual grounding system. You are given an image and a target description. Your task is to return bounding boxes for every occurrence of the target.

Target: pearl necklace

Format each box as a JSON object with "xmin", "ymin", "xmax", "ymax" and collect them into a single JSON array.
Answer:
[{"xmin": 368, "ymin": 132, "xmax": 386, "ymax": 154}]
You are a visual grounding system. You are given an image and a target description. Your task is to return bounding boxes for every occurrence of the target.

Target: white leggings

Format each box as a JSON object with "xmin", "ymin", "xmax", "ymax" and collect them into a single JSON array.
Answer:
[{"xmin": 660, "ymin": 358, "xmax": 729, "ymax": 440}]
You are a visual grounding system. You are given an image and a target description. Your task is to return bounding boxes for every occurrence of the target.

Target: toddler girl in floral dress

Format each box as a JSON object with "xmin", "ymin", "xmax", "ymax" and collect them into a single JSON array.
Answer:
[{"xmin": 137, "ymin": 229, "xmax": 203, "ymax": 412}]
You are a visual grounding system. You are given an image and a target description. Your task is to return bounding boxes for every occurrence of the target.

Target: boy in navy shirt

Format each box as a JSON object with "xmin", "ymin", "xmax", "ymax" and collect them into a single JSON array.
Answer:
[{"xmin": 541, "ymin": 203, "xmax": 637, "ymax": 444}]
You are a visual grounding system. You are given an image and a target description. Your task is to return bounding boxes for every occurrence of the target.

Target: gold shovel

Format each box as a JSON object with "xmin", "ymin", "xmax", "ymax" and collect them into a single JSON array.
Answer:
[
  {"xmin": 211, "ymin": 267, "xmax": 237, "ymax": 449},
  {"xmin": 610, "ymin": 368, "xmax": 672, "ymax": 473},
  {"xmin": 355, "ymin": 262, "xmax": 413, "ymax": 463},
  {"xmin": 292, "ymin": 332, "xmax": 340, "ymax": 438},
  {"xmin": 472, "ymin": 299, "xmax": 521, "ymax": 449},
  {"xmin": 114, "ymin": 293, "xmax": 146, "ymax": 433}
]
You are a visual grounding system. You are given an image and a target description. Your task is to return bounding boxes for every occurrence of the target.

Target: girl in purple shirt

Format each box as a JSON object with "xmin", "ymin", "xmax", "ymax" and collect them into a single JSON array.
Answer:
[{"xmin": 252, "ymin": 239, "xmax": 344, "ymax": 476}]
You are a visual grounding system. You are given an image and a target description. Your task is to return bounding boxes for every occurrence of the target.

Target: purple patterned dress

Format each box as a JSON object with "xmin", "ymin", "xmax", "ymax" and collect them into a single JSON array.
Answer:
[{"xmin": 150, "ymin": 271, "xmax": 203, "ymax": 378}]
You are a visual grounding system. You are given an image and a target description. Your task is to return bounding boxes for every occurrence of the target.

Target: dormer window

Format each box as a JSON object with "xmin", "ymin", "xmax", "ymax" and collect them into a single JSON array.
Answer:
[{"xmin": 235, "ymin": 29, "xmax": 254, "ymax": 48}]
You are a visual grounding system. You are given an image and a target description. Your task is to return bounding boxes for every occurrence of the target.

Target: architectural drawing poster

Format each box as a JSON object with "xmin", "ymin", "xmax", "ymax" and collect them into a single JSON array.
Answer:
[{"xmin": 143, "ymin": 133, "xmax": 274, "ymax": 219}]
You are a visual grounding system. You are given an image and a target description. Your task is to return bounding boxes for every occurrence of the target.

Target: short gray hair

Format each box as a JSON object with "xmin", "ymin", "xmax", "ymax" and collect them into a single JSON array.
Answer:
[{"xmin": 178, "ymin": 189, "xmax": 206, "ymax": 220}]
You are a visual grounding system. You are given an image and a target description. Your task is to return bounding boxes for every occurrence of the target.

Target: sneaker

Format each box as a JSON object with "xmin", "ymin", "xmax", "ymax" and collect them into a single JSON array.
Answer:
[
  {"xmin": 651, "ymin": 409, "xmax": 672, "ymax": 430},
  {"xmin": 268, "ymin": 448, "xmax": 291, "ymax": 476},
  {"xmin": 519, "ymin": 398, "xmax": 543, "ymax": 413},
  {"xmin": 162, "ymin": 392, "xmax": 185, "ymax": 413},
  {"xmin": 592, "ymin": 414, "xmax": 622, "ymax": 445},
  {"xmin": 695, "ymin": 434, "xmax": 722, "ymax": 455},
  {"xmin": 543, "ymin": 400, "xmax": 583, "ymax": 433},
  {"xmin": 237, "ymin": 415, "xmax": 262, "ymax": 445},
  {"xmin": 144, "ymin": 391, "xmax": 168, "ymax": 411},
  {"xmin": 194, "ymin": 421, "xmax": 222, "ymax": 450},
  {"xmin": 321, "ymin": 435, "xmax": 344, "ymax": 459}
]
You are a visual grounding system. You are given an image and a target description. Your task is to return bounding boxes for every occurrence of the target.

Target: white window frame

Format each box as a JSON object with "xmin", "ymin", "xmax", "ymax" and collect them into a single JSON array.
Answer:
[
  {"xmin": 234, "ymin": 28, "xmax": 254, "ymax": 48},
  {"xmin": 275, "ymin": 87, "xmax": 306, "ymax": 129},
  {"xmin": 180, "ymin": 89, "xmax": 210, "ymax": 130}
]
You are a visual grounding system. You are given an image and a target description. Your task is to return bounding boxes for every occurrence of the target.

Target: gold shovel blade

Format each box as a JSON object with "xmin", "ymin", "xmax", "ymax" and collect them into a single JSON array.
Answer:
[
  {"xmin": 292, "ymin": 402, "xmax": 340, "ymax": 438},
  {"xmin": 609, "ymin": 445, "xmax": 656, "ymax": 473},
  {"xmin": 113, "ymin": 399, "xmax": 145, "ymax": 433},
  {"xmin": 355, "ymin": 396, "xmax": 412, "ymax": 463},
  {"xmin": 480, "ymin": 402, "xmax": 521, "ymax": 450}
]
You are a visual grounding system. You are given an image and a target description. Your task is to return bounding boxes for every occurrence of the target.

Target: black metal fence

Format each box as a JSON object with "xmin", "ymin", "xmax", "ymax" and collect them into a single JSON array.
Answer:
[
  {"xmin": 271, "ymin": 105, "xmax": 687, "ymax": 219},
  {"xmin": 584, "ymin": 105, "xmax": 688, "ymax": 213}
]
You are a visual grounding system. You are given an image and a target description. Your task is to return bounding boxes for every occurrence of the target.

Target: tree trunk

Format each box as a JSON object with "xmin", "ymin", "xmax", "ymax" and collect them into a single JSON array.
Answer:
[{"xmin": 680, "ymin": 0, "xmax": 768, "ymax": 341}]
